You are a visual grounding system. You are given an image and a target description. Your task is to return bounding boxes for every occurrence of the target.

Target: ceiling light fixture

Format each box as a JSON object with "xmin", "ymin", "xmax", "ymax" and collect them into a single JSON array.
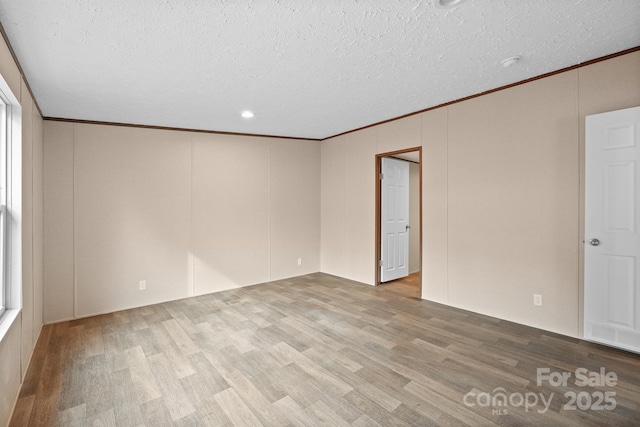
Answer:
[
  {"xmin": 501, "ymin": 55, "xmax": 522, "ymax": 68},
  {"xmin": 436, "ymin": 0, "xmax": 466, "ymax": 8},
  {"xmin": 241, "ymin": 110, "xmax": 254, "ymax": 118}
]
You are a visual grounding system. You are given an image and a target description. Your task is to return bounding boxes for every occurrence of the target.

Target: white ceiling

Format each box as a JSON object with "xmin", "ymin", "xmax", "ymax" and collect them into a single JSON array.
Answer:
[{"xmin": 0, "ymin": 1, "xmax": 638, "ymax": 140}]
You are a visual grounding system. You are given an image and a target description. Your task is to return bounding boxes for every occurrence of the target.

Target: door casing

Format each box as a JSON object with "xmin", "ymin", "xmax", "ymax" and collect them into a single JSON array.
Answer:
[
  {"xmin": 584, "ymin": 106, "xmax": 640, "ymax": 354},
  {"xmin": 375, "ymin": 147, "xmax": 422, "ymax": 288}
]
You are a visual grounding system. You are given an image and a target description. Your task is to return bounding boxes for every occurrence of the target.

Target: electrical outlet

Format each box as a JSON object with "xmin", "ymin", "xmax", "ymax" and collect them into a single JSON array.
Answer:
[
  {"xmin": 139, "ymin": 280, "xmax": 146, "ymax": 291},
  {"xmin": 297, "ymin": 258, "xmax": 302, "ymax": 266},
  {"xmin": 533, "ymin": 294, "xmax": 542, "ymax": 306}
]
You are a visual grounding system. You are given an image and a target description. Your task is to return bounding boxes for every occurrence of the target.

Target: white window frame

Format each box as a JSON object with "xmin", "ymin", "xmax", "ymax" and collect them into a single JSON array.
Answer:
[
  {"xmin": 0, "ymin": 72, "xmax": 21, "ymax": 343},
  {"xmin": 0, "ymin": 99, "xmax": 6, "ymax": 316}
]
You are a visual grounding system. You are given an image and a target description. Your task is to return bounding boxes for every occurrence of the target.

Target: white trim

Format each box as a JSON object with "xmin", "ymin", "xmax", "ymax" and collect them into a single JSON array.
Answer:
[
  {"xmin": 0, "ymin": 308, "xmax": 19, "ymax": 344},
  {"xmin": 0, "ymin": 67, "xmax": 22, "ymax": 342}
]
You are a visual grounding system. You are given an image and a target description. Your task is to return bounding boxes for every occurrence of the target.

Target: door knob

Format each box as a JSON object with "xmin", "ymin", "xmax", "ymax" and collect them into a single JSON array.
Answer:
[
  {"xmin": 588, "ymin": 238, "xmax": 600, "ymax": 246},
  {"xmin": 406, "ymin": 225, "xmax": 411, "ymax": 231}
]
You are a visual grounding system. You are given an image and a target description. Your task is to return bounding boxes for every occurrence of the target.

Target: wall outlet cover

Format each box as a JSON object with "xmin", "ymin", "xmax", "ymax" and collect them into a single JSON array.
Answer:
[{"xmin": 533, "ymin": 294, "xmax": 542, "ymax": 306}]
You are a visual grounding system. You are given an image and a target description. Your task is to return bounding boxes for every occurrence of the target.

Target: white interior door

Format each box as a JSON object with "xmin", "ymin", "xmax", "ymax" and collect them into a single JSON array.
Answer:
[
  {"xmin": 585, "ymin": 105, "xmax": 640, "ymax": 354},
  {"xmin": 381, "ymin": 157, "xmax": 409, "ymax": 282}
]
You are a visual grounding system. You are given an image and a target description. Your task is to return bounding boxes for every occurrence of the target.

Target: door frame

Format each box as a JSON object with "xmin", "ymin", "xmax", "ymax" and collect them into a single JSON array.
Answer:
[
  {"xmin": 375, "ymin": 147, "xmax": 423, "ymax": 288},
  {"xmin": 583, "ymin": 106, "xmax": 640, "ymax": 353}
]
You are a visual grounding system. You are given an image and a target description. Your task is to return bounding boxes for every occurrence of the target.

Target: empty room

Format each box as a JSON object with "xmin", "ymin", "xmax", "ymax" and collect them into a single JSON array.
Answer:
[{"xmin": 0, "ymin": 1, "xmax": 639, "ymax": 426}]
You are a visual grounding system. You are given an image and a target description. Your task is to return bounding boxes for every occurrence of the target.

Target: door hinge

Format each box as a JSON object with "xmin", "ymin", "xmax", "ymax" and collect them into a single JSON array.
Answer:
[
  {"xmin": 378, "ymin": 260, "xmax": 383, "ymax": 267},
  {"xmin": 379, "ymin": 173, "xmax": 384, "ymax": 180}
]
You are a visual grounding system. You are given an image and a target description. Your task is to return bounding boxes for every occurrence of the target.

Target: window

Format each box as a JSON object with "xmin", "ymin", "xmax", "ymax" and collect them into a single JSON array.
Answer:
[
  {"xmin": 0, "ymin": 73, "xmax": 21, "ymax": 338},
  {"xmin": 0, "ymin": 97, "xmax": 6, "ymax": 317}
]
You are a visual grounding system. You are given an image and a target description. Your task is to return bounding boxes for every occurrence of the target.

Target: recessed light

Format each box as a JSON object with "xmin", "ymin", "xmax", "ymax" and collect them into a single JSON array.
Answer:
[
  {"xmin": 501, "ymin": 55, "xmax": 522, "ymax": 67},
  {"xmin": 241, "ymin": 110, "xmax": 254, "ymax": 118},
  {"xmin": 436, "ymin": 0, "xmax": 466, "ymax": 8}
]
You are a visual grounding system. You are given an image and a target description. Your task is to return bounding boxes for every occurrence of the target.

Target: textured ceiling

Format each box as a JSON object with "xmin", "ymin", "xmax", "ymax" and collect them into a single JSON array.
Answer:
[{"xmin": 0, "ymin": 0, "xmax": 638, "ymax": 139}]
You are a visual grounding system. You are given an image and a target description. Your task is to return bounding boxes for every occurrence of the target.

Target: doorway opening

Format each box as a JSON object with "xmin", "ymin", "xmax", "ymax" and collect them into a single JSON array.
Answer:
[{"xmin": 375, "ymin": 147, "xmax": 422, "ymax": 297}]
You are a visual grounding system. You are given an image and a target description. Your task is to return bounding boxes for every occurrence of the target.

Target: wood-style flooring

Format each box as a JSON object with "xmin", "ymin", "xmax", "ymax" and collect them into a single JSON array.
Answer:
[
  {"xmin": 379, "ymin": 272, "xmax": 421, "ymax": 298},
  {"xmin": 11, "ymin": 273, "xmax": 640, "ymax": 426}
]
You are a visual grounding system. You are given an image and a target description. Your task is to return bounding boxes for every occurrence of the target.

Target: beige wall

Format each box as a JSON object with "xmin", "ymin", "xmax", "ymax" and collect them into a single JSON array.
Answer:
[
  {"xmin": 43, "ymin": 123, "xmax": 320, "ymax": 321},
  {"xmin": 0, "ymin": 39, "xmax": 44, "ymax": 427},
  {"xmin": 343, "ymin": 128, "xmax": 377, "ymax": 284},
  {"xmin": 42, "ymin": 121, "xmax": 74, "ymax": 322},
  {"xmin": 0, "ymin": 321, "xmax": 21, "ymax": 427},
  {"xmin": 74, "ymin": 125, "xmax": 193, "ymax": 317},
  {"xmin": 320, "ymin": 134, "xmax": 347, "ymax": 278},
  {"xmin": 20, "ymin": 78, "xmax": 34, "ymax": 372},
  {"xmin": 421, "ymin": 107, "xmax": 448, "ymax": 303},
  {"xmin": 321, "ymin": 117, "xmax": 422, "ymax": 285},
  {"xmin": 32, "ymin": 91, "xmax": 44, "ymax": 339},
  {"xmin": 193, "ymin": 133, "xmax": 269, "ymax": 294},
  {"xmin": 320, "ymin": 51, "xmax": 640, "ymax": 338},
  {"xmin": 447, "ymin": 71, "xmax": 579, "ymax": 336},
  {"xmin": 269, "ymin": 138, "xmax": 321, "ymax": 281}
]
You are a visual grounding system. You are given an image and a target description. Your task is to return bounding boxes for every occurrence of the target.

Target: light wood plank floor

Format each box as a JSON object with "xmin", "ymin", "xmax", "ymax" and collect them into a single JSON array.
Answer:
[
  {"xmin": 379, "ymin": 272, "xmax": 421, "ymax": 298},
  {"xmin": 11, "ymin": 273, "xmax": 640, "ymax": 426}
]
